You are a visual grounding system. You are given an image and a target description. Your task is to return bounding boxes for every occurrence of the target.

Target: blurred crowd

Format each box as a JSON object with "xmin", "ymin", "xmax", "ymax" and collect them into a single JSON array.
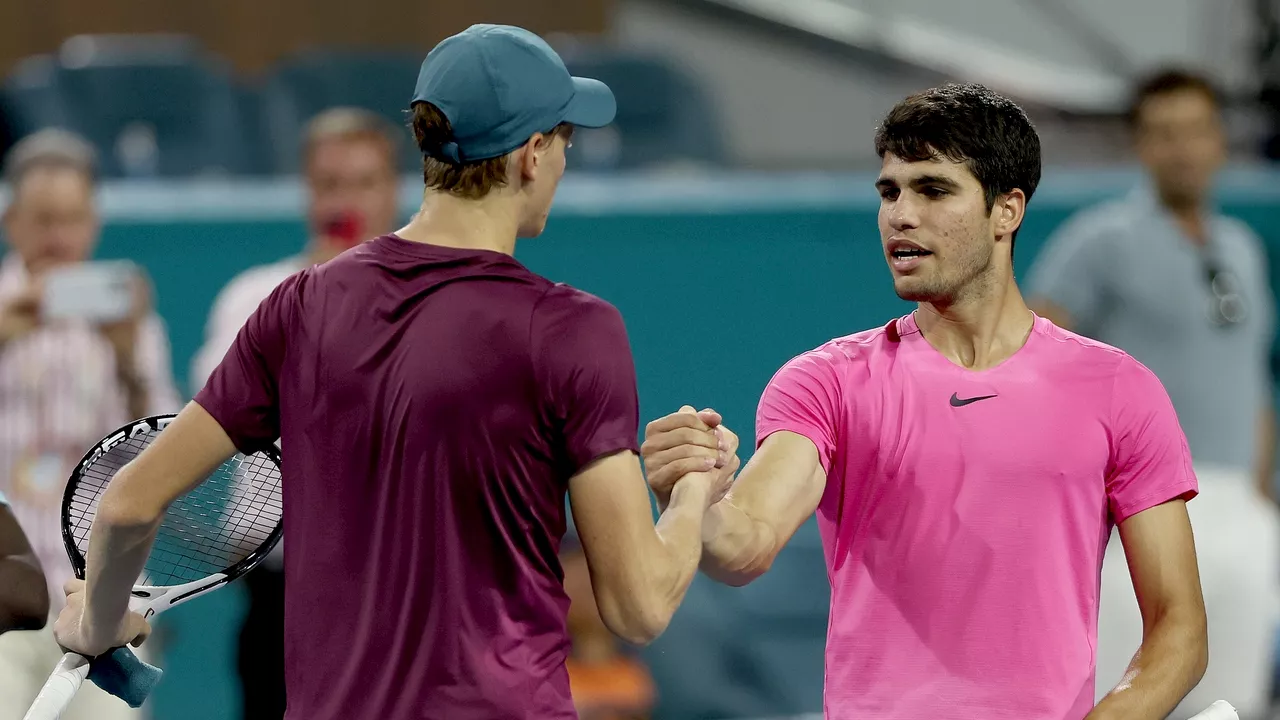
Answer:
[{"xmin": 0, "ymin": 23, "xmax": 1279, "ymax": 720}]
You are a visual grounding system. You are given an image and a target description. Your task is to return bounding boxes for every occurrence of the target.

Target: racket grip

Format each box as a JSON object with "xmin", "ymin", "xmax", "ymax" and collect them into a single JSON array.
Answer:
[
  {"xmin": 22, "ymin": 652, "xmax": 90, "ymax": 720},
  {"xmin": 1188, "ymin": 700, "xmax": 1239, "ymax": 719}
]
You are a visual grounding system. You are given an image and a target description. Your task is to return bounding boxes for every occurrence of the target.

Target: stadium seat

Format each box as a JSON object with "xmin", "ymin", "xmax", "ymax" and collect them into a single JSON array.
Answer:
[
  {"xmin": 36, "ymin": 34, "xmax": 256, "ymax": 178},
  {"xmin": 2, "ymin": 55, "xmax": 71, "ymax": 139},
  {"xmin": 557, "ymin": 44, "xmax": 728, "ymax": 171},
  {"xmin": 260, "ymin": 50, "xmax": 422, "ymax": 174}
]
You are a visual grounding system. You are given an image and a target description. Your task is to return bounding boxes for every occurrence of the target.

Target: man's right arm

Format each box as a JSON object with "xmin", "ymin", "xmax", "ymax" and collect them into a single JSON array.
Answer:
[
  {"xmin": 568, "ymin": 450, "xmax": 724, "ymax": 646},
  {"xmin": 698, "ymin": 431, "xmax": 825, "ymax": 586},
  {"xmin": 643, "ymin": 350, "xmax": 837, "ymax": 587},
  {"xmin": 535, "ymin": 288, "xmax": 732, "ymax": 646}
]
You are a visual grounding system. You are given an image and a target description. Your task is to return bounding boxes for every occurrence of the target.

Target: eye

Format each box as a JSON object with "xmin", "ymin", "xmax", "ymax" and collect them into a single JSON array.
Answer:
[
  {"xmin": 878, "ymin": 187, "xmax": 899, "ymax": 201},
  {"xmin": 921, "ymin": 186, "xmax": 949, "ymax": 198}
]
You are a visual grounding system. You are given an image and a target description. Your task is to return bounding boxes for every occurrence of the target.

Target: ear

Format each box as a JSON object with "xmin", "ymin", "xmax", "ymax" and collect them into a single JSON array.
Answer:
[
  {"xmin": 992, "ymin": 188, "xmax": 1026, "ymax": 240},
  {"xmin": 518, "ymin": 132, "xmax": 552, "ymax": 183}
]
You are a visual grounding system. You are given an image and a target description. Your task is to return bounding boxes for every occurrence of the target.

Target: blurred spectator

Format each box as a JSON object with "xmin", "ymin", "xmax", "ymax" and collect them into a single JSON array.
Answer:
[
  {"xmin": 188, "ymin": 106, "xmax": 401, "ymax": 720},
  {"xmin": 0, "ymin": 128, "xmax": 180, "ymax": 720},
  {"xmin": 1027, "ymin": 69, "xmax": 1280, "ymax": 719},
  {"xmin": 561, "ymin": 533, "xmax": 655, "ymax": 720}
]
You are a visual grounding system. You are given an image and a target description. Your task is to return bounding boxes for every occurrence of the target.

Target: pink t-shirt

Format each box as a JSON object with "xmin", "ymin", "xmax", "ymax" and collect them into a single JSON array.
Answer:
[{"xmin": 756, "ymin": 313, "xmax": 1197, "ymax": 720}]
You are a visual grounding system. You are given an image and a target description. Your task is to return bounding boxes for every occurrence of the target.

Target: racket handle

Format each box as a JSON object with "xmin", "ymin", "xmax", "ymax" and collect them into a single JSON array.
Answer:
[
  {"xmin": 1188, "ymin": 700, "xmax": 1239, "ymax": 720},
  {"xmin": 22, "ymin": 652, "xmax": 90, "ymax": 720}
]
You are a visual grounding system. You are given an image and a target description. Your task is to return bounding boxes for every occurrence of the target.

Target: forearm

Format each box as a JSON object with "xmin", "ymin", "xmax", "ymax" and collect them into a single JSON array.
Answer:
[
  {"xmin": 699, "ymin": 499, "xmax": 777, "ymax": 587},
  {"xmin": 1086, "ymin": 611, "xmax": 1207, "ymax": 720},
  {"xmin": 0, "ymin": 556, "xmax": 50, "ymax": 631},
  {"xmin": 81, "ymin": 483, "xmax": 164, "ymax": 646},
  {"xmin": 642, "ymin": 480, "xmax": 712, "ymax": 629}
]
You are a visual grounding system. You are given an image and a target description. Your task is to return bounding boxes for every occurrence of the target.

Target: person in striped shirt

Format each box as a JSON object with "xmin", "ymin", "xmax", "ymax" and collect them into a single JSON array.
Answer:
[{"xmin": 0, "ymin": 129, "xmax": 180, "ymax": 720}]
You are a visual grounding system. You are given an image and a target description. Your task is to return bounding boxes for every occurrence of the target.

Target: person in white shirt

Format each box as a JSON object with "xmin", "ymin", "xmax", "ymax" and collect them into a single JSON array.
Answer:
[
  {"xmin": 0, "ymin": 129, "xmax": 180, "ymax": 720},
  {"xmin": 189, "ymin": 107, "xmax": 401, "ymax": 720}
]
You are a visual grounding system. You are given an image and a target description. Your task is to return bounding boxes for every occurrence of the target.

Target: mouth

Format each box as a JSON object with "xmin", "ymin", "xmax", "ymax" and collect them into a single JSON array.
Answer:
[{"xmin": 886, "ymin": 238, "xmax": 933, "ymax": 271}]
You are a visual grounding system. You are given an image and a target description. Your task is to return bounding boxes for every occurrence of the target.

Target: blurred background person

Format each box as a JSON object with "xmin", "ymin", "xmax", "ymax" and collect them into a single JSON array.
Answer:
[
  {"xmin": 1027, "ymin": 69, "xmax": 1280, "ymax": 719},
  {"xmin": 188, "ymin": 106, "xmax": 401, "ymax": 720},
  {"xmin": 0, "ymin": 128, "xmax": 180, "ymax": 719},
  {"xmin": 561, "ymin": 531, "xmax": 655, "ymax": 720}
]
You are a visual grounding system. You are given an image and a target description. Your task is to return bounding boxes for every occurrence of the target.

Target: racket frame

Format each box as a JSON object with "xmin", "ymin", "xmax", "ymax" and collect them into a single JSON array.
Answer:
[{"xmin": 59, "ymin": 413, "xmax": 284, "ymax": 594}]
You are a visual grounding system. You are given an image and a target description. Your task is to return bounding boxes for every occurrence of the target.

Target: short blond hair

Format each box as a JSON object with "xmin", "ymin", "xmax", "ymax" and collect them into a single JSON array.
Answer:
[
  {"xmin": 4, "ymin": 128, "xmax": 98, "ymax": 190},
  {"xmin": 302, "ymin": 107, "xmax": 400, "ymax": 170}
]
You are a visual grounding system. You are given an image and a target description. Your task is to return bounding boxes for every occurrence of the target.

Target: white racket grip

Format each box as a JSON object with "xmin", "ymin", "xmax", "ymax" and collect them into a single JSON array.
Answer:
[
  {"xmin": 1188, "ymin": 700, "xmax": 1239, "ymax": 720},
  {"xmin": 21, "ymin": 652, "xmax": 90, "ymax": 720}
]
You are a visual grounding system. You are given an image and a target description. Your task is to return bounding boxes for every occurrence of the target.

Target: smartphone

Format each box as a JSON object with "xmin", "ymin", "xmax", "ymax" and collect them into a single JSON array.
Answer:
[{"xmin": 42, "ymin": 261, "xmax": 138, "ymax": 324}]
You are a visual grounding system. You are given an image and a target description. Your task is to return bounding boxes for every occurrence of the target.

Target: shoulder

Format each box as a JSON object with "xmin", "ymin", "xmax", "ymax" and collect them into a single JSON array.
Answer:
[
  {"xmin": 534, "ymin": 283, "xmax": 625, "ymax": 329},
  {"xmin": 1216, "ymin": 214, "xmax": 1268, "ymax": 256},
  {"xmin": 1034, "ymin": 316, "xmax": 1130, "ymax": 361},
  {"xmin": 767, "ymin": 321, "xmax": 891, "ymax": 392},
  {"xmin": 1047, "ymin": 199, "xmax": 1136, "ymax": 247},
  {"xmin": 211, "ymin": 258, "xmax": 306, "ymax": 319}
]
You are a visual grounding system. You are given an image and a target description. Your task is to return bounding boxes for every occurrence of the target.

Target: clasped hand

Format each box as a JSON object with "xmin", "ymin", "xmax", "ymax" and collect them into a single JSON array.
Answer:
[{"xmin": 642, "ymin": 405, "xmax": 741, "ymax": 509}]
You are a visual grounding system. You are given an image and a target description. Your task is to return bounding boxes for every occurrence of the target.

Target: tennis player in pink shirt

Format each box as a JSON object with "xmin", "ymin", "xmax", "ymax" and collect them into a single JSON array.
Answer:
[{"xmin": 642, "ymin": 84, "xmax": 1209, "ymax": 719}]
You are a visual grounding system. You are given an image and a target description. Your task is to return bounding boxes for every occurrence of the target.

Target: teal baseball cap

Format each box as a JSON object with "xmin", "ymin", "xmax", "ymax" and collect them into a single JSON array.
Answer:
[{"xmin": 411, "ymin": 24, "xmax": 617, "ymax": 164}]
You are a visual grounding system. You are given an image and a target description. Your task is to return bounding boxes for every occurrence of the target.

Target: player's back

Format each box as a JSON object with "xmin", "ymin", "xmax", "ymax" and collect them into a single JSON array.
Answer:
[{"xmin": 198, "ymin": 234, "xmax": 640, "ymax": 719}]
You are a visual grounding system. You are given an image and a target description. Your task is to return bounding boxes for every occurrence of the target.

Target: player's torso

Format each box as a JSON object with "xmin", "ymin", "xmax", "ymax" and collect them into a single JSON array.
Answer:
[
  {"xmin": 818, "ymin": 318, "xmax": 1117, "ymax": 718},
  {"xmin": 271, "ymin": 244, "xmax": 578, "ymax": 719}
]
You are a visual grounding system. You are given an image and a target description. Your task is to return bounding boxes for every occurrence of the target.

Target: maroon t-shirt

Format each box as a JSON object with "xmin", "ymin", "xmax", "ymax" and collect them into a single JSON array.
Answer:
[{"xmin": 194, "ymin": 234, "xmax": 640, "ymax": 719}]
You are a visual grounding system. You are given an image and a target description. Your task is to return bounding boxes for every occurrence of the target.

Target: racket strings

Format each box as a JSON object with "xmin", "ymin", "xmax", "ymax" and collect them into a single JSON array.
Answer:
[{"xmin": 67, "ymin": 428, "xmax": 283, "ymax": 587}]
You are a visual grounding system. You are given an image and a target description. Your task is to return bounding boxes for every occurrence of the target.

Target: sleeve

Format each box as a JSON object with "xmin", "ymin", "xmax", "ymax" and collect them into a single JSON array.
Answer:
[
  {"xmin": 755, "ymin": 349, "xmax": 841, "ymax": 475},
  {"xmin": 136, "ymin": 313, "xmax": 184, "ymax": 413},
  {"xmin": 1025, "ymin": 209, "xmax": 1113, "ymax": 332},
  {"xmin": 1106, "ymin": 355, "xmax": 1199, "ymax": 524},
  {"xmin": 193, "ymin": 273, "xmax": 302, "ymax": 455},
  {"xmin": 532, "ymin": 287, "xmax": 640, "ymax": 473}
]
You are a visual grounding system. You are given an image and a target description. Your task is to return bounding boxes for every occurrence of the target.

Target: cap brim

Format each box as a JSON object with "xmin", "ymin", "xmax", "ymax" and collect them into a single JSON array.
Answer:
[{"xmin": 562, "ymin": 77, "xmax": 617, "ymax": 128}]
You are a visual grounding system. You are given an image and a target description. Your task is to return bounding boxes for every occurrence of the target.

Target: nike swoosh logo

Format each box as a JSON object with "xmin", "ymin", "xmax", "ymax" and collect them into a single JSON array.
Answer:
[{"xmin": 950, "ymin": 392, "xmax": 998, "ymax": 407}]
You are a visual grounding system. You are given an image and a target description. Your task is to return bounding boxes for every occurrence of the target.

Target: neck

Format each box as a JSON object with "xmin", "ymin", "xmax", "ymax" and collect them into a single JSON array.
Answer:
[
  {"xmin": 395, "ymin": 191, "xmax": 520, "ymax": 256},
  {"xmin": 914, "ymin": 268, "xmax": 1035, "ymax": 371},
  {"xmin": 1157, "ymin": 190, "xmax": 1208, "ymax": 245}
]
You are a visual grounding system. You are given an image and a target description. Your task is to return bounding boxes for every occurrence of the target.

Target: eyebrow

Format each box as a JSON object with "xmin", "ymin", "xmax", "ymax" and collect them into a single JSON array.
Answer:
[{"xmin": 875, "ymin": 174, "xmax": 962, "ymax": 191}]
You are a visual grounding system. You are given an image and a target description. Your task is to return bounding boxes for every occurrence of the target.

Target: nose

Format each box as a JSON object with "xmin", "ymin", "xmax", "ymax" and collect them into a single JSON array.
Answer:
[{"xmin": 885, "ymin": 194, "xmax": 920, "ymax": 232}]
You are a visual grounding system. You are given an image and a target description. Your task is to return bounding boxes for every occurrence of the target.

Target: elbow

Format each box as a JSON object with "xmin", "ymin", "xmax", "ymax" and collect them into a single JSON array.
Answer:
[
  {"xmin": 97, "ymin": 468, "xmax": 166, "ymax": 531},
  {"xmin": 596, "ymin": 595, "xmax": 674, "ymax": 647},
  {"xmin": 1188, "ymin": 614, "xmax": 1209, "ymax": 684},
  {"xmin": 703, "ymin": 550, "xmax": 776, "ymax": 588}
]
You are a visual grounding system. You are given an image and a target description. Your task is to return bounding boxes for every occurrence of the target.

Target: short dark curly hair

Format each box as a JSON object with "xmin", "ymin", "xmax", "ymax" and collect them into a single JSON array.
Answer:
[
  {"xmin": 1126, "ymin": 69, "xmax": 1221, "ymax": 128},
  {"xmin": 875, "ymin": 83, "xmax": 1042, "ymax": 250}
]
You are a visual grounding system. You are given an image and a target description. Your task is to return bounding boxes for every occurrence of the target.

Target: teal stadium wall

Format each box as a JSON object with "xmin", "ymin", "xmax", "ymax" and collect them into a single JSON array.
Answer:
[{"xmin": 35, "ymin": 167, "xmax": 1280, "ymax": 718}]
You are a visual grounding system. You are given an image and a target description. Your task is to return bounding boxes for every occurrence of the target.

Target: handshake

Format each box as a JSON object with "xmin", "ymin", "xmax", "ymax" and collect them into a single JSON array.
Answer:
[{"xmin": 641, "ymin": 405, "xmax": 742, "ymax": 511}]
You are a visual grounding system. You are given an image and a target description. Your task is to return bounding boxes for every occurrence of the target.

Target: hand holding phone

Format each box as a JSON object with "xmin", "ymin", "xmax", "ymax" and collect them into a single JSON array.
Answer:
[{"xmin": 41, "ymin": 261, "xmax": 140, "ymax": 325}]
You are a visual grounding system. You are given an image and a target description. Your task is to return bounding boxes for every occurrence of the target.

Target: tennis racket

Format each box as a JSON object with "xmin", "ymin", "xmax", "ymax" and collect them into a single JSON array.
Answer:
[{"xmin": 22, "ymin": 414, "xmax": 283, "ymax": 720}]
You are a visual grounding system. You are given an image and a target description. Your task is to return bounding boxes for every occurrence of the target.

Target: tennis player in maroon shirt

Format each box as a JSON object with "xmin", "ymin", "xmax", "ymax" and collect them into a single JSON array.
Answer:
[{"xmin": 50, "ymin": 24, "xmax": 736, "ymax": 719}]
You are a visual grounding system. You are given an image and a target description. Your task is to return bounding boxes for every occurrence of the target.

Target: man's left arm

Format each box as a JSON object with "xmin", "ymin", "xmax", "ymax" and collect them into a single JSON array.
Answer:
[
  {"xmin": 56, "ymin": 275, "xmax": 297, "ymax": 656},
  {"xmin": 56, "ymin": 403, "xmax": 240, "ymax": 656},
  {"xmin": 1089, "ymin": 357, "xmax": 1207, "ymax": 719},
  {"xmin": 1087, "ymin": 500, "xmax": 1207, "ymax": 720}
]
